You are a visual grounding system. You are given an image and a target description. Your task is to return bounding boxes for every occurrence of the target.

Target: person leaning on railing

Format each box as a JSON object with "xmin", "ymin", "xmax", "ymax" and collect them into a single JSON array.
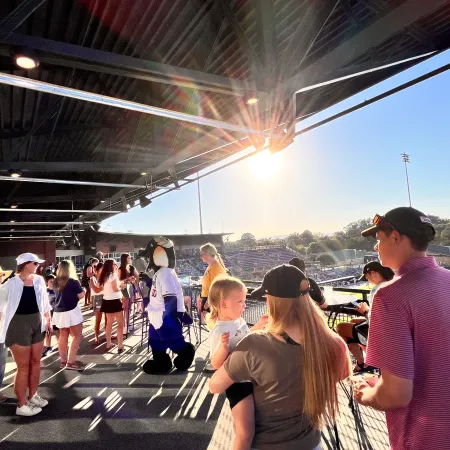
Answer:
[{"xmin": 337, "ymin": 261, "xmax": 394, "ymax": 374}]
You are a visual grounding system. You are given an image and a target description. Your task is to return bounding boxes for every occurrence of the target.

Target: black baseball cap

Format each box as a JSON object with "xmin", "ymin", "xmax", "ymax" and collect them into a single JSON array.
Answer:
[
  {"xmin": 361, "ymin": 207, "xmax": 435, "ymax": 240},
  {"xmin": 251, "ymin": 264, "xmax": 309, "ymax": 299},
  {"xmin": 358, "ymin": 261, "xmax": 394, "ymax": 282}
]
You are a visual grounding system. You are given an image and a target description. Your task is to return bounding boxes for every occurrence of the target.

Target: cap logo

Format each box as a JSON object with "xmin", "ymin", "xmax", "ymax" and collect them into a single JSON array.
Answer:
[{"xmin": 420, "ymin": 216, "xmax": 432, "ymax": 224}]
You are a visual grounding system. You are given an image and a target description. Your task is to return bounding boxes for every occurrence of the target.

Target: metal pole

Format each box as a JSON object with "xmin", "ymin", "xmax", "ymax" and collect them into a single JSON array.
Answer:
[
  {"xmin": 0, "ymin": 208, "xmax": 120, "ymax": 214},
  {"xmin": 197, "ymin": 172, "xmax": 203, "ymax": 234},
  {"xmin": 401, "ymin": 153, "xmax": 412, "ymax": 206}
]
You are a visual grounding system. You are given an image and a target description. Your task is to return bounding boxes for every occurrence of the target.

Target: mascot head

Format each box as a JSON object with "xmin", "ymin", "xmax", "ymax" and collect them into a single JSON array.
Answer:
[{"xmin": 142, "ymin": 236, "xmax": 176, "ymax": 272}]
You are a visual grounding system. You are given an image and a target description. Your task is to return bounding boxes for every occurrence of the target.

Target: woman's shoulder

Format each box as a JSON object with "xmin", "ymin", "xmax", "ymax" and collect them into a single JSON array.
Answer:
[{"xmin": 236, "ymin": 330, "xmax": 271, "ymax": 349}]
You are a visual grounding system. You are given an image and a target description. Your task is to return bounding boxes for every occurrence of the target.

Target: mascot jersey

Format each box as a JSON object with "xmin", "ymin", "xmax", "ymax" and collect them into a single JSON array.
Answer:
[{"xmin": 147, "ymin": 267, "xmax": 185, "ymax": 330}]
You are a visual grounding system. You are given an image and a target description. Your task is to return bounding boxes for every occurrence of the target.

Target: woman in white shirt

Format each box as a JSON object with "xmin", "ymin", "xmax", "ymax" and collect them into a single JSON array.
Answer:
[
  {"xmin": 0, "ymin": 253, "xmax": 52, "ymax": 417},
  {"xmin": 98, "ymin": 260, "xmax": 126, "ymax": 353}
]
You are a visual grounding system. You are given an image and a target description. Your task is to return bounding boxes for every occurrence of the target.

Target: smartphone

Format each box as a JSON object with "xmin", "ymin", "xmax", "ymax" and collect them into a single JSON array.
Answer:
[{"xmin": 350, "ymin": 300, "xmax": 359, "ymax": 307}]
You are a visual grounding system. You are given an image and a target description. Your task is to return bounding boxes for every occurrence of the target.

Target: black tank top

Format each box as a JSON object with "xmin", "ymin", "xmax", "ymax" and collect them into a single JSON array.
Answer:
[{"xmin": 15, "ymin": 286, "xmax": 39, "ymax": 315}]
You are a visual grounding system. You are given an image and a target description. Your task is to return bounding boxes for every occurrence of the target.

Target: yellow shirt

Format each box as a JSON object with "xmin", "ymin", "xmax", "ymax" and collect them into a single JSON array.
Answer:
[{"xmin": 201, "ymin": 261, "xmax": 227, "ymax": 298}]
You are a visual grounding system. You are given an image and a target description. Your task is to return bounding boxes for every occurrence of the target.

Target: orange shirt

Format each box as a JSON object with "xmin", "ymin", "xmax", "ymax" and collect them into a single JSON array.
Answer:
[{"xmin": 201, "ymin": 261, "xmax": 227, "ymax": 298}]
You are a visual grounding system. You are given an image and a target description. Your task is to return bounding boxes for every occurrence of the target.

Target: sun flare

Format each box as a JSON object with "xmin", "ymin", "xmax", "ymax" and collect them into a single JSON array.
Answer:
[{"xmin": 247, "ymin": 150, "xmax": 281, "ymax": 178}]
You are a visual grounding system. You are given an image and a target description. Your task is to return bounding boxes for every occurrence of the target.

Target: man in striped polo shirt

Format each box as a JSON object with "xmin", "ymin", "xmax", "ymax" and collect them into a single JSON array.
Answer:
[{"xmin": 355, "ymin": 206, "xmax": 450, "ymax": 449}]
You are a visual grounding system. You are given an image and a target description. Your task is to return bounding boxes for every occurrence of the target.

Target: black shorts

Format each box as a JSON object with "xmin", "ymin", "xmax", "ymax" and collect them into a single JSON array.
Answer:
[
  {"xmin": 225, "ymin": 382, "xmax": 253, "ymax": 409},
  {"xmin": 101, "ymin": 299, "xmax": 123, "ymax": 313},
  {"xmin": 352, "ymin": 321, "xmax": 369, "ymax": 346}
]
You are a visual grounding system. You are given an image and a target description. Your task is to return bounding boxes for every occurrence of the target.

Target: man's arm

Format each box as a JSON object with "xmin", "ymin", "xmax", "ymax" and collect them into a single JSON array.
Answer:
[{"xmin": 355, "ymin": 370, "xmax": 413, "ymax": 411}]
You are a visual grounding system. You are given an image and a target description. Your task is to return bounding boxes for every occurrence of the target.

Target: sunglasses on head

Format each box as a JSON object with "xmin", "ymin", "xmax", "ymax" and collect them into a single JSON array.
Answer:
[{"xmin": 373, "ymin": 214, "xmax": 395, "ymax": 231}]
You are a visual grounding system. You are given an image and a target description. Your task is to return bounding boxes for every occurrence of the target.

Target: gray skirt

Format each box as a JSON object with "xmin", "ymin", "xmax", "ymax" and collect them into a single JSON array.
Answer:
[{"xmin": 6, "ymin": 313, "xmax": 44, "ymax": 347}]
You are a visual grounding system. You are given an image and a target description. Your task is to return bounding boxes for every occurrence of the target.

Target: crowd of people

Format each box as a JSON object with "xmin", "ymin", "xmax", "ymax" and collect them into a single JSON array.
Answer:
[{"xmin": 0, "ymin": 206, "xmax": 449, "ymax": 450}]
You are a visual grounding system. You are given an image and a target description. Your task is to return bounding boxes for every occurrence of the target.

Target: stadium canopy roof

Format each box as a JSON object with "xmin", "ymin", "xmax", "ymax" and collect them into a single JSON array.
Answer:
[{"xmin": 1, "ymin": 0, "xmax": 450, "ymax": 245}]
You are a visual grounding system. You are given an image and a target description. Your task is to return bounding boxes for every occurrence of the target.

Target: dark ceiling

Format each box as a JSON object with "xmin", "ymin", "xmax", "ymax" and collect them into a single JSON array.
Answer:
[{"xmin": 0, "ymin": 0, "xmax": 450, "ymax": 243}]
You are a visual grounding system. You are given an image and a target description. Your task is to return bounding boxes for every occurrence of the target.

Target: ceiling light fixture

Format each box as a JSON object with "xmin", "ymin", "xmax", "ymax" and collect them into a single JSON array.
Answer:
[
  {"xmin": 246, "ymin": 97, "xmax": 258, "ymax": 105},
  {"xmin": 8, "ymin": 170, "xmax": 22, "ymax": 178},
  {"xmin": 140, "ymin": 172, "xmax": 147, "ymax": 176},
  {"xmin": 10, "ymin": 204, "xmax": 18, "ymax": 209},
  {"xmin": 13, "ymin": 49, "xmax": 40, "ymax": 70}
]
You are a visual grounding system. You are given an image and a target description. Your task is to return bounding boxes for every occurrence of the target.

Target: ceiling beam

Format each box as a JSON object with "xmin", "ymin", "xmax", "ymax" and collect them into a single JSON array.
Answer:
[
  {"xmin": 0, "ymin": 33, "xmax": 251, "ymax": 97},
  {"xmin": 279, "ymin": 0, "xmax": 448, "ymax": 97},
  {"xmin": 216, "ymin": 0, "xmax": 264, "ymax": 87},
  {"xmin": 0, "ymin": 194, "xmax": 101, "ymax": 205},
  {"xmin": 252, "ymin": 0, "xmax": 278, "ymax": 87},
  {"xmin": 0, "ymin": 122, "xmax": 131, "ymax": 140},
  {"xmin": 0, "ymin": 0, "xmax": 47, "ymax": 39}
]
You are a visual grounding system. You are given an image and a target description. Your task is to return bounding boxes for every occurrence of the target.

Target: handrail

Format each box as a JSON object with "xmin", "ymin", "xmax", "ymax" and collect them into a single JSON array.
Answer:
[{"xmin": 317, "ymin": 275, "xmax": 356, "ymax": 285}]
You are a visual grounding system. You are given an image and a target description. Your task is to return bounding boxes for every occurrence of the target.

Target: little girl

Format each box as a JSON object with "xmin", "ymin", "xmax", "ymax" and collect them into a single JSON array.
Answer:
[{"xmin": 207, "ymin": 275, "xmax": 268, "ymax": 450}]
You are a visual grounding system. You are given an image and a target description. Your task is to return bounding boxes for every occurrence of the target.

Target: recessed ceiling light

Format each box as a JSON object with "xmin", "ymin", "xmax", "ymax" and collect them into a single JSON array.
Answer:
[
  {"xmin": 10, "ymin": 204, "xmax": 18, "ymax": 209},
  {"xmin": 246, "ymin": 97, "xmax": 258, "ymax": 105},
  {"xmin": 100, "ymin": 200, "xmax": 105, "ymax": 203},
  {"xmin": 13, "ymin": 50, "xmax": 39, "ymax": 70},
  {"xmin": 10, "ymin": 220, "xmax": 15, "ymax": 223},
  {"xmin": 8, "ymin": 170, "xmax": 21, "ymax": 178},
  {"xmin": 141, "ymin": 172, "xmax": 147, "ymax": 176}
]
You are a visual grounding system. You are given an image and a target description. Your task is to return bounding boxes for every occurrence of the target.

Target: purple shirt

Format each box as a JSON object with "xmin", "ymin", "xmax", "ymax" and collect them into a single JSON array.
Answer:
[
  {"xmin": 367, "ymin": 256, "xmax": 450, "ymax": 450},
  {"xmin": 54, "ymin": 279, "xmax": 83, "ymax": 313}
]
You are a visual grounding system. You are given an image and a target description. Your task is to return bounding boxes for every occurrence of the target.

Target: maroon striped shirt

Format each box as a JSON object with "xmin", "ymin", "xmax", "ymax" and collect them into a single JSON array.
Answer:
[{"xmin": 366, "ymin": 256, "xmax": 450, "ymax": 450}]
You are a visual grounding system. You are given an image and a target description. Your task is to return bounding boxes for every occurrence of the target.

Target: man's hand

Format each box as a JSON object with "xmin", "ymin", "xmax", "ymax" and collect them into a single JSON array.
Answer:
[
  {"xmin": 220, "ymin": 332, "xmax": 230, "ymax": 348},
  {"xmin": 356, "ymin": 302, "xmax": 370, "ymax": 315}
]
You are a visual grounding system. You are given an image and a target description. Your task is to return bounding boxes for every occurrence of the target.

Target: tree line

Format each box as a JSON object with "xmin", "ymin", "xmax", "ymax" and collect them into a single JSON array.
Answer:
[{"xmin": 226, "ymin": 215, "xmax": 450, "ymax": 256}]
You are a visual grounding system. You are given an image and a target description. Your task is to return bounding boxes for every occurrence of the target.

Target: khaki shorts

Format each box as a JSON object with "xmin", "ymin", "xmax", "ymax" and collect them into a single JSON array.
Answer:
[{"xmin": 6, "ymin": 313, "xmax": 44, "ymax": 347}]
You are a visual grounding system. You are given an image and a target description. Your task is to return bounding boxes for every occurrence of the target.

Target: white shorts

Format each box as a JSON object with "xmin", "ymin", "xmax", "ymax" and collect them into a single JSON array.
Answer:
[{"xmin": 52, "ymin": 306, "xmax": 84, "ymax": 328}]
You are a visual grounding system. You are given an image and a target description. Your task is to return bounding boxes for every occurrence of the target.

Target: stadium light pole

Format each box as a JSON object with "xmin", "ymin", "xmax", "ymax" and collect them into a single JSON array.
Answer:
[
  {"xmin": 197, "ymin": 172, "xmax": 203, "ymax": 234},
  {"xmin": 401, "ymin": 153, "xmax": 412, "ymax": 207}
]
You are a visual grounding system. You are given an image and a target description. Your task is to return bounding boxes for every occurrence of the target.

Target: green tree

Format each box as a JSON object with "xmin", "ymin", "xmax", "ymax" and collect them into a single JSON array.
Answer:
[
  {"xmin": 308, "ymin": 241, "xmax": 324, "ymax": 254},
  {"xmin": 300, "ymin": 230, "xmax": 314, "ymax": 245},
  {"xmin": 317, "ymin": 254, "xmax": 336, "ymax": 266},
  {"xmin": 296, "ymin": 245, "xmax": 306, "ymax": 256}
]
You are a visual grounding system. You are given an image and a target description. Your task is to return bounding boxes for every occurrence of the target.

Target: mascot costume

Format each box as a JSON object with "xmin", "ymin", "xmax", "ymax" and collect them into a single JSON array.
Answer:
[{"xmin": 141, "ymin": 236, "xmax": 195, "ymax": 374}]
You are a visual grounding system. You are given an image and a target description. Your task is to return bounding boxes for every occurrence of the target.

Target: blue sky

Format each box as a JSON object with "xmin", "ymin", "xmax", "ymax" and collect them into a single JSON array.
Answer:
[{"xmin": 103, "ymin": 51, "xmax": 450, "ymax": 240}]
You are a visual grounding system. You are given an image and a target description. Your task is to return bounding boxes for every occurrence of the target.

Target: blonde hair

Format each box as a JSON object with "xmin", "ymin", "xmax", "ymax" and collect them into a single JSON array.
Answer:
[
  {"xmin": 56, "ymin": 259, "xmax": 78, "ymax": 290},
  {"xmin": 206, "ymin": 275, "xmax": 246, "ymax": 329},
  {"xmin": 267, "ymin": 292, "xmax": 351, "ymax": 429},
  {"xmin": 200, "ymin": 243, "xmax": 226, "ymax": 269}
]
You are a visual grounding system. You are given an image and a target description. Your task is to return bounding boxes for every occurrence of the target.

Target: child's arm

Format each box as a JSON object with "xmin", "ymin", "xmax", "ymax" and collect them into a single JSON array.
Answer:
[
  {"xmin": 249, "ymin": 314, "xmax": 269, "ymax": 332},
  {"xmin": 211, "ymin": 332, "xmax": 230, "ymax": 370}
]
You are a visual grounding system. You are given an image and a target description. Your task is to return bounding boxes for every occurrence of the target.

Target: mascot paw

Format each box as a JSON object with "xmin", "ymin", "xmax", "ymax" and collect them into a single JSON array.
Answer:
[
  {"xmin": 173, "ymin": 343, "xmax": 195, "ymax": 371},
  {"xmin": 143, "ymin": 352, "xmax": 173, "ymax": 375}
]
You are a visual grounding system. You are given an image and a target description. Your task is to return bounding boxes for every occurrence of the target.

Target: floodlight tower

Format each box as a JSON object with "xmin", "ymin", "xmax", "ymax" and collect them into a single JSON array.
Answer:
[{"xmin": 401, "ymin": 153, "xmax": 412, "ymax": 207}]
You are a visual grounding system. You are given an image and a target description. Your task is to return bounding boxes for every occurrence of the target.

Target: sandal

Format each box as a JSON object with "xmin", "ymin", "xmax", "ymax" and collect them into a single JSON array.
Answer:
[
  {"xmin": 60, "ymin": 361, "xmax": 67, "ymax": 369},
  {"xmin": 66, "ymin": 361, "xmax": 86, "ymax": 371}
]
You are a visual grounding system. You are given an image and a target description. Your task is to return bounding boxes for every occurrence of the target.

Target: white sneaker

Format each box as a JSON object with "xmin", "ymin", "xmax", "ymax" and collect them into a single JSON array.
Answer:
[
  {"xmin": 28, "ymin": 394, "xmax": 48, "ymax": 408},
  {"xmin": 16, "ymin": 402, "xmax": 42, "ymax": 416},
  {"xmin": 204, "ymin": 363, "xmax": 216, "ymax": 372}
]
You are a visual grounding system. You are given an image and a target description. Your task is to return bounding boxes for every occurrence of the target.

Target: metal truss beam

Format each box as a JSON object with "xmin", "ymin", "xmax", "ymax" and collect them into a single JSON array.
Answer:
[
  {"xmin": 0, "ymin": 33, "xmax": 251, "ymax": 97},
  {"xmin": 0, "ymin": 122, "xmax": 130, "ymax": 140},
  {"xmin": 0, "ymin": 162, "xmax": 158, "ymax": 173},
  {"xmin": 280, "ymin": 0, "xmax": 448, "ymax": 98},
  {"xmin": 0, "ymin": 0, "xmax": 46, "ymax": 39},
  {"xmin": 253, "ymin": 0, "xmax": 278, "ymax": 85}
]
